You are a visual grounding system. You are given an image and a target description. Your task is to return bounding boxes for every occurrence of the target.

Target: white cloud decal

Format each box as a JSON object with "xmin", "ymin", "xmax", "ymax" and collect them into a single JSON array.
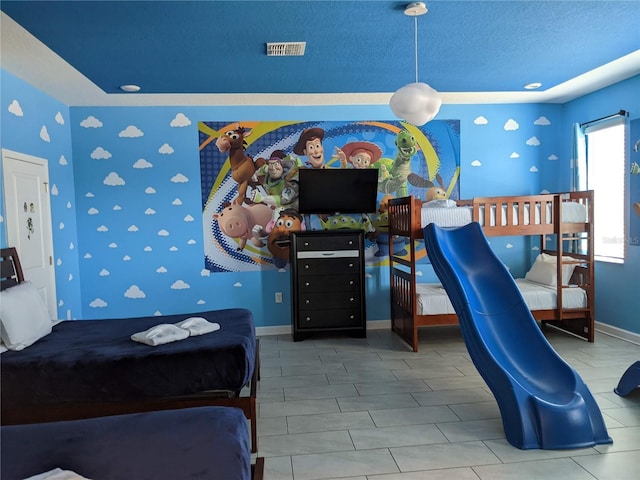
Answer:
[
  {"xmin": 170, "ymin": 113, "xmax": 191, "ymax": 127},
  {"xmin": 133, "ymin": 158, "xmax": 153, "ymax": 169},
  {"xmin": 197, "ymin": 299, "xmax": 206, "ymax": 305},
  {"xmin": 80, "ymin": 116, "xmax": 103, "ymax": 128},
  {"xmin": 504, "ymin": 119, "xmax": 519, "ymax": 131},
  {"xmin": 90, "ymin": 298, "xmax": 108, "ymax": 307},
  {"xmin": 128, "ymin": 225, "xmax": 139, "ymax": 232},
  {"xmin": 529, "ymin": 166, "xmax": 539, "ymax": 172},
  {"xmin": 97, "ymin": 225, "xmax": 108, "ymax": 232},
  {"xmin": 59, "ymin": 222, "xmax": 65, "ymax": 229},
  {"xmin": 233, "ymin": 282, "xmax": 242, "ymax": 287},
  {"xmin": 156, "ymin": 266, "xmax": 167, "ymax": 273},
  {"xmin": 8, "ymin": 100, "xmax": 23, "ymax": 116},
  {"xmin": 144, "ymin": 246, "xmax": 153, "ymax": 251},
  {"xmin": 510, "ymin": 152, "xmax": 520, "ymax": 159},
  {"xmin": 99, "ymin": 269, "xmax": 110, "ymax": 276},
  {"xmin": 171, "ymin": 280, "xmax": 190, "ymax": 289},
  {"xmin": 201, "ymin": 269, "xmax": 211, "ymax": 277},
  {"xmin": 59, "ymin": 155, "xmax": 68, "ymax": 165},
  {"xmin": 104, "ymin": 172, "xmax": 125, "ymax": 186},
  {"xmin": 172, "ymin": 198, "xmax": 182, "ymax": 205},
  {"xmin": 84, "ymin": 253, "xmax": 92, "ymax": 258},
  {"xmin": 154, "ymin": 311, "xmax": 162, "ymax": 316},
  {"xmin": 119, "ymin": 125, "xmax": 144, "ymax": 137},
  {"xmin": 40, "ymin": 126, "xmax": 51, "ymax": 142},
  {"xmin": 125, "ymin": 285, "xmax": 146, "ymax": 299},
  {"xmin": 86, "ymin": 192, "xmax": 95, "ymax": 197},
  {"xmin": 548, "ymin": 154, "xmax": 558, "ymax": 160},
  {"xmin": 108, "ymin": 243, "xmax": 118, "ymax": 248},
  {"xmin": 56, "ymin": 258, "xmax": 62, "ymax": 266},
  {"xmin": 526, "ymin": 137, "xmax": 541, "ymax": 146},
  {"xmin": 67, "ymin": 201, "xmax": 72, "ymax": 208},
  {"xmin": 91, "ymin": 147, "xmax": 112, "ymax": 159},
  {"xmin": 187, "ymin": 239, "xmax": 196, "ymax": 245},
  {"xmin": 169, "ymin": 246, "xmax": 178, "ymax": 251},
  {"xmin": 534, "ymin": 116, "xmax": 551, "ymax": 126},
  {"xmin": 123, "ymin": 255, "xmax": 131, "ymax": 261},
  {"xmin": 88, "ymin": 207, "xmax": 99, "ymax": 215},
  {"xmin": 69, "ymin": 242, "xmax": 75, "ymax": 250},
  {"xmin": 113, "ymin": 205, "xmax": 122, "ymax": 210},
  {"xmin": 184, "ymin": 214, "xmax": 194, "ymax": 222},
  {"xmin": 471, "ymin": 160, "xmax": 482, "ymax": 167},
  {"xmin": 51, "ymin": 185, "xmax": 59, "ymax": 195},
  {"xmin": 159, "ymin": 143, "xmax": 174, "ymax": 154},
  {"xmin": 145, "ymin": 187, "xmax": 156, "ymax": 194},
  {"xmin": 145, "ymin": 208, "xmax": 156, "ymax": 215},
  {"xmin": 506, "ymin": 243, "xmax": 513, "ymax": 249},
  {"xmin": 55, "ymin": 112, "xmax": 65, "ymax": 125},
  {"xmin": 171, "ymin": 173, "xmax": 188, "ymax": 183},
  {"xmin": 474, "ymin": 116, "xmax": 488, "ymax": 125},
  {"xmin": 158, "ymin": 229, "xmax": 170, "ymax": 236}
]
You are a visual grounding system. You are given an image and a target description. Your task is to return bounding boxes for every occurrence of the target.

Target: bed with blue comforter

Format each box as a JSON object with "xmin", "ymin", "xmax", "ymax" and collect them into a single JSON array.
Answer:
[{"xmin": 1, "ymin": 406, "xmax": 264, "ymax": 480}]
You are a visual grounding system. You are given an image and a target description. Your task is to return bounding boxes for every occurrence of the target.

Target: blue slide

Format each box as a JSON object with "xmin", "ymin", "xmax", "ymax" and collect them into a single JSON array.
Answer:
[{"xmin": 423, "ymin": 222, "xmax": 612, "ymax": 450}]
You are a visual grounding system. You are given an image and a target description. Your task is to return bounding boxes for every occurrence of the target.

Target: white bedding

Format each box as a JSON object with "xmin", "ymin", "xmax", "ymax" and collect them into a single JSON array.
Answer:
[
  {"xmin": 416, "ymin": 279, "xmax": 587, "ymax": 315},
  {"xmin": 420, "ymin": 202, "xmax": 587, "ymax": 228}
]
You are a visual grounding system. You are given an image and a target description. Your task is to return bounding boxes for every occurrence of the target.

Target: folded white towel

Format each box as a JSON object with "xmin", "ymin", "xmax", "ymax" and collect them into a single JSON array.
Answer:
[
  {"xmin": 131, "ymin": 323, "xmax": 190, "ymax": 346},
  {"xmin": 175, "ymin": 316, "xmax": 221, "ymax": 336},
  {"xmin": 23, "ymin": 468, "xmax": 91, "ymax": 480}
]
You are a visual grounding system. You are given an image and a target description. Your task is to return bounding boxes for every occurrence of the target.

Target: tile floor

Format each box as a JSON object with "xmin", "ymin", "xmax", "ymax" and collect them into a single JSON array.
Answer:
[{"xmin": 253, "ymin": 326, "xmax": 640, "ymax": 480}]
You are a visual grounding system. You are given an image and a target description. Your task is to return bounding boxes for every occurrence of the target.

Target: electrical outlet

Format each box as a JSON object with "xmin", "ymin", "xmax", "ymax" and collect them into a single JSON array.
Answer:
[{"xmin": 275, "ymin": 292, "xmax": 283, "ymax": 303}]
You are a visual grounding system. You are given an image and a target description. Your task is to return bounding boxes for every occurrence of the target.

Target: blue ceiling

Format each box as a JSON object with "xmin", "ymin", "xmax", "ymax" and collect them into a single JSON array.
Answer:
[{"xmin": 1, "ymin": 0, "xmax": 639, "ymax": 95}]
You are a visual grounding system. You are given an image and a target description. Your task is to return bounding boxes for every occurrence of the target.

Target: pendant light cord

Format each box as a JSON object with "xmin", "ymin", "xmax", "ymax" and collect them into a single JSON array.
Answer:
[{"xmin": 414, "ymin": 15, "xmax": 419, "ymax": 83}]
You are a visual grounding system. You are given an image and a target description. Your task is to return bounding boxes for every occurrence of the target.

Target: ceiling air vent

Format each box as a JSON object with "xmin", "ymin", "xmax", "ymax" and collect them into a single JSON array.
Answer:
[{"xmin": 266, "ymin": 42, "xmax": 306, "ymax": 57}]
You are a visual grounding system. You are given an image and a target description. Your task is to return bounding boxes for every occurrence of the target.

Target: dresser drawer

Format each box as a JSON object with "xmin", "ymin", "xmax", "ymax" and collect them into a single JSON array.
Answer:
[
  {"xmin": 298, "ymin": 291, "xmax": 361, "ymax": 310},
  {"xmin": 297, "ymin": 308, "xmax": 363, "ymax": 329},
  {"xmin": 297, "ymin": 275, "xmax": 359, "ymax": 293},
  {"xmin": 295, "ymin": 234, "xmax": 360, "ymax": 252},
  {"xmin": 297, "ymin": 257, "xmax": 360, "ymax": 276}
]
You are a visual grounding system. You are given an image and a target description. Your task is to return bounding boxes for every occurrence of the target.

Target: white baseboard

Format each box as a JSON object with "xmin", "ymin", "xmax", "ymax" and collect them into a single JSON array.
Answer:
[
  {"xmin": 595, "ymin": 321, "xmax": 640, "ymax": 345},
  {"xmin": 255, "ymin": 319, "xmax": 392, "ymax": 337}
]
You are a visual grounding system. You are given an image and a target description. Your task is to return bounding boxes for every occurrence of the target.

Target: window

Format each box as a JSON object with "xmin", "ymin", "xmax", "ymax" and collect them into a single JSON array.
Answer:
[{"xmin": 582, "ymin": 116, "xmax": 626, "ymax": 262}]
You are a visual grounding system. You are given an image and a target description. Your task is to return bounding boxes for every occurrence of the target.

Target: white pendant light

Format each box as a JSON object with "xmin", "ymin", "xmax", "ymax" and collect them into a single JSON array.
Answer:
[{"xmin": 389, "ymin": 2, "xmax": 441, "ymax": 126}]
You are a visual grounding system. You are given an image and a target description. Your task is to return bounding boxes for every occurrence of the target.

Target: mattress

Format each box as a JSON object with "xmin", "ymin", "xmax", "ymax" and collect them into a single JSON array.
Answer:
[
  {"xmin": 416, "ymin": 280, "xmax": 587, "ymax": 315},
  {"xmin": 420, "ymin": 202, "xmax": 588, "ymax": 228},
  {"xmin": 0, "ymin": 406, "xmax": 251, "ymax": 480},
  {"xmin": 1, "ymin": 308, "xmax": 256, "ymax": 407}
]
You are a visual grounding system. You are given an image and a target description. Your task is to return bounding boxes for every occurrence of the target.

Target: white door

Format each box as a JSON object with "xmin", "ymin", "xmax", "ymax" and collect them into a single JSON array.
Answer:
[{"xmin": 2, "ymin": 149, "xmax": 57, "ymax": 319}]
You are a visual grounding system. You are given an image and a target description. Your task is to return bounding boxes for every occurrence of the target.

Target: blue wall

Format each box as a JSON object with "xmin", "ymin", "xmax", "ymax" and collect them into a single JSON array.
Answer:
[
  {"xmin": 561, "ymin": 75, "xmax": 640, "ymax": 335},
  {"xmin": 2, "ymin": 67, "xmax": 637, "ymax": 336}
]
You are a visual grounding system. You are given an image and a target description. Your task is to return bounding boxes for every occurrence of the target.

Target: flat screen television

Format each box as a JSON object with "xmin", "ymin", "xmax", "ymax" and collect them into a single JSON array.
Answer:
[{"xmin": 297, "ymin": 168, "xmax": 379, "ymax": 215}]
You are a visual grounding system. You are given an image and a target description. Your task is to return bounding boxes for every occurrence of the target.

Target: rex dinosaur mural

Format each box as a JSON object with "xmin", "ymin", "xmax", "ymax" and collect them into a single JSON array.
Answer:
[{"xmin": 199, "ymin": 120, "xmax": 460, "ymax": 273}]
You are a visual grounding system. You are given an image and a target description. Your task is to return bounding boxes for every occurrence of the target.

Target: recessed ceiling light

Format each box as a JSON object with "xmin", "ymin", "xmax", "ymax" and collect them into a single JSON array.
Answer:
[
  {"xmin": 120, "ymin": 84, "xmax": 141, "ymax": 92},
  {"xmin": 524, "ymin": 82, "xmax": 542, "ymax": 90}
]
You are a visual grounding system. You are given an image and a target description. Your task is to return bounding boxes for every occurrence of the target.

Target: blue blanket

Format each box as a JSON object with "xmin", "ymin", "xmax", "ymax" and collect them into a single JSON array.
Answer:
[
  {"xmin": 1, "ymin": 406, "xmax": 251, "ymax": 480},
  {"xmin": 1, "ymin": 308, "xmax": 255, "ymax": 406}
]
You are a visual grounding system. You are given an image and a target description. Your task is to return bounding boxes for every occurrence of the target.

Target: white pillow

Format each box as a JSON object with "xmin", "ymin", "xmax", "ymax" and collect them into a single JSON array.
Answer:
[
  {"xmin": 525, "ymin": 257, "xmax": 558, "ymax": 287},
  {"xmin": 423, "ymin": 199, "xmax": 457, "ymax": 208},
  {"xmin": 0, "ymin": 281, "xmax": 52, "ymax": 351},
  {"xmin": 539, "ymin": 252, "xmax": 578, "ymax": 285}
]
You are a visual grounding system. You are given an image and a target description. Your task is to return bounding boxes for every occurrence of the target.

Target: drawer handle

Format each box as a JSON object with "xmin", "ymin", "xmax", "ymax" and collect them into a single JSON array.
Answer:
[
  {"xmin": 349, "ymin": 263, "xmax": 354, "ymax": 267},
  {"xmin": 305, "ymin": 317, "xmax": 311, "ymax": 322},
  {"xmin": 349, "ymin": 315, "xmax": 355, "ymax": 319},
  {"xmin": 304, "ymin": 264, "xmax": 310, "ymax": 269},
  {"xmin": 305, "ymin": 300, "xmax": 310, "ymax": 304},
  {"xmin": 305, "ymin": 282, "xmax": 310, "ymax": 286},
  {"xmin": 349, "ymin": 297, "xmax": 355, "ymax": 302},
  {"xmin": 349, "ymin": 280, "xmax": 354, "ymax": 285}
]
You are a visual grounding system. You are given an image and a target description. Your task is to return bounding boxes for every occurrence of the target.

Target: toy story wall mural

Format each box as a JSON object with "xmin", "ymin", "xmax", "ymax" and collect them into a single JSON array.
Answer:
[{"xmin": 199, "ymin": 120, "xmax": 460, "ymax": 272}]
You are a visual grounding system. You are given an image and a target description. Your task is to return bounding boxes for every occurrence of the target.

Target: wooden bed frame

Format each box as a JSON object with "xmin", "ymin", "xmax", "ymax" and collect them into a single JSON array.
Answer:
[
  {"xmin": 0, "ymin": 247, "xmax": 260, "ymax": 454},
  {"xmin": 388, "ymin": 191, "xmax": 595, "ymax": 352}
]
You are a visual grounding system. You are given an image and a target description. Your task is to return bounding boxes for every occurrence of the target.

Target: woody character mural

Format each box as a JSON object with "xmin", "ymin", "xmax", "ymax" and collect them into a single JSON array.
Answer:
[{"xmin": 199, "ymin": 120, "xmax": 460, "ymax": 272}]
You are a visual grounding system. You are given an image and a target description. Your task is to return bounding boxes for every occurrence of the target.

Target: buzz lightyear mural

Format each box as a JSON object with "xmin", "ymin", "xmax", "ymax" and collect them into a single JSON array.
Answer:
[{"xmin": 199, "ymin": 120, "xmax": 460, "ymax": 272}]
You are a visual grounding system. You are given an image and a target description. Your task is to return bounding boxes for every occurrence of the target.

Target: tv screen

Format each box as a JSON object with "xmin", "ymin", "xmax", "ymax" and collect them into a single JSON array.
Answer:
[{"xmin": 297, "ymin": 168, "xmax": 379, "ymax": 215}]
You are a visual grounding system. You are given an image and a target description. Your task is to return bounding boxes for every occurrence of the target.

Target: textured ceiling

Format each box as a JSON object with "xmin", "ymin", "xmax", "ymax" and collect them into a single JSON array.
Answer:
[{"xmin": 1, "ymin": 1, "xmax": 639, "ymax": 104}]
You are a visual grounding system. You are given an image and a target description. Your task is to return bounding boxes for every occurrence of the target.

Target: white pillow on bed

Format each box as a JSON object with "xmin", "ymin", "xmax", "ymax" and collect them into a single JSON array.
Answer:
[
  {"xmin": 524, "ymin": 253, "xmax": 578, "ymax": 287},
  {"xmin": 0, "ymin": 281, "xmax": 52, "ymax": 351},
  {"xmin": 423, "ymin": 199, "xmax": 457, "ymax": 208},
  {"xmin": 524, "ymin": 259, "xmax": 558, "ymax": 287},
  {"xmin": 24, "ymin": 468, "xmax": 92, "ymax": 480}
]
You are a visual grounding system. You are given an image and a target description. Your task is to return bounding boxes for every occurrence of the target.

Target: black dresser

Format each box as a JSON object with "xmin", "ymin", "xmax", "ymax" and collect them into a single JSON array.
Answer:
[{"xmin": 290, "ymin": 230, "xmax": 366, "ymax": 341}]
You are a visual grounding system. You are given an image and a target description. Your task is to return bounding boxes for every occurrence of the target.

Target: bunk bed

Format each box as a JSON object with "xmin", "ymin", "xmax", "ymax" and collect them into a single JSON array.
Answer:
[
  {"xmin": 0, "ymin": 247, "xmax": 260, "ymax": 453},
  {"xmin": 388, "ymin": 191, "xmax": 594, "ymax": 352}
]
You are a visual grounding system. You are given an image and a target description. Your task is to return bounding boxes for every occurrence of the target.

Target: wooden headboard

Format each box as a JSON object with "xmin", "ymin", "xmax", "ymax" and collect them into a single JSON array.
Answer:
[{"xmin": 1, "ymin": 247, "xmax": 24, "ymax": 291}]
